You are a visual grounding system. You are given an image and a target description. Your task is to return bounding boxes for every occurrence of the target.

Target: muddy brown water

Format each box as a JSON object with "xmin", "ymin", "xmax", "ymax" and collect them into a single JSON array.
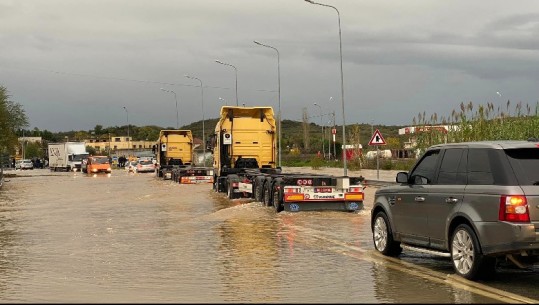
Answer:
[{"xmin": 0, "ymin": 168, "xmax": 505, "ymax": 303}]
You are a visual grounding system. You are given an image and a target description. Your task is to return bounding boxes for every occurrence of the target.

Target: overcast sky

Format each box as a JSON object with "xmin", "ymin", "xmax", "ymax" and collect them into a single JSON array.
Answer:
[{"xmin": 1, "ymin": 0, "xmax": 538, "ymax": 132}]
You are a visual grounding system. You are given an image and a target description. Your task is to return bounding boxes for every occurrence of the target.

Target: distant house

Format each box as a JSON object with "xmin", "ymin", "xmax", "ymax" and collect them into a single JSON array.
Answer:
[
  {"xmin": 83, "ymin": 135, "xmax": 157, "ymax": 157},
  {"xmin": 16, "ymin": 137, "xmax": 43, "ymax": 160},
  {"xmin": 342, "ymin": 144, "xmax": 363, "ymax": 161}
]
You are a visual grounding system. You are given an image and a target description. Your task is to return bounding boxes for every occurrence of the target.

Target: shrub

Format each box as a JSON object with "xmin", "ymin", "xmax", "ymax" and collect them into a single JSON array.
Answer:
[{"xmin": 310, "ymin": 155, "xmax": 324, "ymax": 170}]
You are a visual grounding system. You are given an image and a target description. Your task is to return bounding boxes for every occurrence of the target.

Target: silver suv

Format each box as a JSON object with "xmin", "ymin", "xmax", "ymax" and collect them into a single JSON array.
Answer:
[{"xmin": 371, "ymin": 140, "xmax": 539, "ymax": 280}]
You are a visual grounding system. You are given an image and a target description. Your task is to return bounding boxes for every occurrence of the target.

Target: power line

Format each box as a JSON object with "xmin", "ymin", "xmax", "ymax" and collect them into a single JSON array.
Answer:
[{"xmin": 0, "ymin": 65, "xmax": 277, "ymax": 93}]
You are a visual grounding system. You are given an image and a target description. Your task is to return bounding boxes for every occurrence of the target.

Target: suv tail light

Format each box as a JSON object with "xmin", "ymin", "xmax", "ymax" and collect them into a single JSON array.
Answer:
[{"xmin": 499, "ymin": 195, "xmax": 530, "ymax": 222}]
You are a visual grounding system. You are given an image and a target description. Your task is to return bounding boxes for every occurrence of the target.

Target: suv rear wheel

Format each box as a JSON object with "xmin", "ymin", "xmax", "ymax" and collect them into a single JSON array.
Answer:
[
  {"xmin": 373, "ymin": 211, "xmax": 402, "ymax": 256},
  {"xmin": 451, "ymin": 224, "xmax": 495, "ymax": 280}
]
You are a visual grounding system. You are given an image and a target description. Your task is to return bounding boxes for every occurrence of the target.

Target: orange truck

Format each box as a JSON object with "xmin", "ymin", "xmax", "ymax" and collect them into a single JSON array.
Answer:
[{"xmin": 86, "ymin": 155, "xmax": 112, "ymax": 174}]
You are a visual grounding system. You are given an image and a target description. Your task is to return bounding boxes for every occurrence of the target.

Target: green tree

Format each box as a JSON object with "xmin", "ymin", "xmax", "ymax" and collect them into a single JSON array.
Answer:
[
  {"xmin": 86, "ymin": 145, "xmax": 97, "ymax": 155},
  {"xmin": 0, "ymin": 86, "xmax": 29, "ymax": 155},
  {"xmin": 23, "ymin": 141, "xmax": 44, "ymax": 159},
  {"xmin": 385, "ymin": 137, "xmax": 401, "ymax": 150},
  {"xmin": 93, "ymin": 124, "xmax": 103, "ymax": 136}
]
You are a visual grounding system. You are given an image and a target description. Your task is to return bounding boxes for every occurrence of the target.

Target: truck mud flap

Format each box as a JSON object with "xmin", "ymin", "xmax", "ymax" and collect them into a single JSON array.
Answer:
[
  {"xmin": 284, "ymin": 201, "xmax": 363, "ymax": 212},
  {"xmin": 179, "ymin": 176, "xmax": 214, "ymax": 184}
]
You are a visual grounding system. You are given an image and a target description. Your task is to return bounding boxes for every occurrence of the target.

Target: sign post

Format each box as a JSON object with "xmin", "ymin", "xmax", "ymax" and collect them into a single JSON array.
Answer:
[
  {"xmin": 331, "ymin": 128, "xmax": 336, "ymax": 161},
  {"xmin": 368, "ymin": 129, "xmax": 387, "ymax": 179}
]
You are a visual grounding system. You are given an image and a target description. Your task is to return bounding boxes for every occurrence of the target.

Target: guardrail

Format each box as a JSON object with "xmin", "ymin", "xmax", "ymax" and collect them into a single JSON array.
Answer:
[{"xmin": 362, "ymin": 179, "xmax": 399, "ymax": 188}]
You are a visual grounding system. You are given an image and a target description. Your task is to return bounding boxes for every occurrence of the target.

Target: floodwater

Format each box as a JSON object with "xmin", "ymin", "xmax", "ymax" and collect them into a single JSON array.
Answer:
[{"xmin": 0, "ymin": 169, "xmax": 516, "ymax": 303}]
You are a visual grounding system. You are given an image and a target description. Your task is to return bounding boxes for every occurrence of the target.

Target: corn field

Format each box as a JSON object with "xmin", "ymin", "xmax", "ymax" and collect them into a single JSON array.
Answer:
[{"xmin": 413, "ymin": 100, "xmax": 539, "ymax": 151}]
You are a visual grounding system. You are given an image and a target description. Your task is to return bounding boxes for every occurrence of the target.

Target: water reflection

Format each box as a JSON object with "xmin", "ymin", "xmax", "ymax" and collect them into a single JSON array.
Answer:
[
  {"xmin": 90, "ymin": 173, "xmax": 112, "ymax": 178},
  {"xmin": 216, "ymin": 216, "xmax": 280, "ymax": 302},
  {"xmin": 276, "ymin": 214, "xmax": 298, "ymax": 257},
  {"xmin": 370, "ymin": 260, "xmax": 500, "ymax": 303}
]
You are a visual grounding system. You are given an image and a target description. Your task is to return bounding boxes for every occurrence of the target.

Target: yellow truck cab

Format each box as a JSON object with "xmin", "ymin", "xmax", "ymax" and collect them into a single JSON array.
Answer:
[
  {"xmin": 156, "ymin": 130, "xmax": 193, "ymax": 179},
  {"xmin": 210, "ymin": 106, "xmax": 364, "ymax": 213},
  {"xmin": 155, "ymin": 129, "xmax": 214, "ymax": 183}
]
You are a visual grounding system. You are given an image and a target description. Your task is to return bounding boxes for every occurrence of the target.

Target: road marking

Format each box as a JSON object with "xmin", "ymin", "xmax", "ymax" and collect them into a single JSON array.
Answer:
[{"xmin": 288, "ymin": 224, "xmax": 539, "ymax": 304}]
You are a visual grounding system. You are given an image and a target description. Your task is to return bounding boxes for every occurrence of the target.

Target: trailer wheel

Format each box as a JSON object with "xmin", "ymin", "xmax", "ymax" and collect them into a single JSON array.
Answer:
[
  {"xmin": 213, "ymin": 176, "xmax": 218, "ymax": 192},
  {"xmin": 227, "ymin": 175, "xmax": 239, "ymax": 199},
  {"xmin": 254, "ymin": 177, "xmax": 265, "ymax": 203},
  {"xmin": 272, "ymin": 181, "xmax": 283, "ymax": 213},
  {"xmin": 227, "ymin": 181, "xmax": 237, "ymax": 199},
  {"xmin": 263, "ymin": 181, "xmax": 272, "ymax": 207}
]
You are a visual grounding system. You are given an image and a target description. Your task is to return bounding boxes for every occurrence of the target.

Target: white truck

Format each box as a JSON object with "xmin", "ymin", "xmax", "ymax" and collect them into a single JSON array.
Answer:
[{"xmin": 48, "ymin": 142, "xmax": 89, "ymax": 172}]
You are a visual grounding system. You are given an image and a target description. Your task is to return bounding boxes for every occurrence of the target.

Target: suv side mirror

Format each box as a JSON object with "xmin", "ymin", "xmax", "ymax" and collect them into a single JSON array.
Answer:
[
  {"xmin": 396, "ymin": 172, "xmax": 408, "ymax": 184},
  {"xmin": 412, "ymin": 175, "xmax": 429, "ymax": 185}
]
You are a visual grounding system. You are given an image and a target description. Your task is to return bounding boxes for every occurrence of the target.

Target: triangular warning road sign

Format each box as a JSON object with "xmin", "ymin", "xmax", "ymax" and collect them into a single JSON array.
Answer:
[{"xmin": 368, "ymin": 129, "xmax": 386, "ymax": 145}]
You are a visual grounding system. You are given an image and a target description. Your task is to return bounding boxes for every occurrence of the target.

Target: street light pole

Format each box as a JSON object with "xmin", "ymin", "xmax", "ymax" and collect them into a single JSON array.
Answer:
[
  {"xmin": 305, "ymin": 0, "xmax": 348, "ymax": 176},
  {"xmin": 253, "ymin": 40, "xmax": 282, "ymax": 168},
  {"xmin": 215, "ymin": 60, "xmax": 238, "ymax": 106},
  {"xmin": 329, "ymin": 96, "xmax": 336, "ymax": 161},
  {"xmin": 22, "ymin": 129, "xmax": 25, "ymax": 160},
  {"xmin": 160, "ymin": 88, "xmax": 180, "ymax": 129},
  {"xmin": 185, "ymin": 75, "xmax": 206, "ymax": 167},
  {"xmin": 123, "ymin": 106, "xmax": 130, "ymax": 158},
  {"xmin": 327, "ymin": 119, "xmax": 332, "ymax": 159},
  {"xmin": 313, "ymin": 102, "xmax": 324, "ymax": 159}
]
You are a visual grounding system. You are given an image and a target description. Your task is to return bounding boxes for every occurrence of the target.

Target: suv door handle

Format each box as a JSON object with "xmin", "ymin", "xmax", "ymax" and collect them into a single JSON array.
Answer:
[
  {"xmin": 445, "ymin": 197, "xmax": 459, "ymax": 204},
  {"xmin": 414, "ymin": 196, "xmax": 425, "ymax": 202}
]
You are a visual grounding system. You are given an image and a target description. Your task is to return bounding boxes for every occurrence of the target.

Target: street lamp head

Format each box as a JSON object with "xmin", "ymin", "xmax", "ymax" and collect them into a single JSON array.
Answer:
[
  {"xmin": 215, "ymin": 59, "xmax": 223, "ymax": 64},
  {"xmin": 254, "ymin": 40, "xmax": 261, "ymax": 45},
  {"xmin": 304, "ymin": 0, "xmax": 315, "ymax": 3}
]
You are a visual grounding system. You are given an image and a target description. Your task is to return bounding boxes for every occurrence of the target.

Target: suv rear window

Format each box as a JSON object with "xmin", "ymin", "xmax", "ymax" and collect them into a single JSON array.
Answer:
[{"xmin": 505, "ymin": 148, "xmax": 539, "ymax": 186}]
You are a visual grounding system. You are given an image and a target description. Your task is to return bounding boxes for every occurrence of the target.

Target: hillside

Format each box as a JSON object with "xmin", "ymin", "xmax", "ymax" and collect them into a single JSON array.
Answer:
[
  {"xmin": 20, "ymin": 118, "xmax": 406, "ymax": 154},
  {"xmin": 179, "ymin": 117, "xmax": 404, "ymax": 153}
]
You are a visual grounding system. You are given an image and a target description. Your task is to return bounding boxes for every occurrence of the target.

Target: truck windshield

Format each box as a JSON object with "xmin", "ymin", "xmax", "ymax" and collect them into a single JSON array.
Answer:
[
  {"xmin": 93, "ymin": 157, "xmax": 109, "ymax": 164},
  {"xmin": 72, "ymin": 154, "xmax": 90, "ymax": 161}
]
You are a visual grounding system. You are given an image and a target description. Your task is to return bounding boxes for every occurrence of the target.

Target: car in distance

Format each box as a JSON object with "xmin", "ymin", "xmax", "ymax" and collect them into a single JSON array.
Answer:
[
  {"xmin": 86, "ymin": 156, "xmax": 112, "ymax": 174},
  {"xmin": 16, "ymin": 159, "xmax": 34, "ymax": 170},
  {"xmin": 134, "ymin": 159, "xmax": 155, "ymax": 173},
  {"xmin": 371, "ymin": 140, "xmax": 539, "ymax": 280},
  {"xmin": 125, "ymin": 160, "xmax": 137, "ymax": 172}
]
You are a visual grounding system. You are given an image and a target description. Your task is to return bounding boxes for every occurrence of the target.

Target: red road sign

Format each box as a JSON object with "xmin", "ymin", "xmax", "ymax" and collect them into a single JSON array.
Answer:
[
  {"xmin": 368, "ymin": 129, "xmax": 386, "ymax": 145},
  {"xmin": 332, "ymin": 128, "xmax": 336, "ymax": 135}
]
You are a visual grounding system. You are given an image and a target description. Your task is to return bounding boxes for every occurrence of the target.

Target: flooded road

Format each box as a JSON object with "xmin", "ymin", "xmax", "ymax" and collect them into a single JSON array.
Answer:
[{"xmin": 0, "ymin": 169, "xmax": 533, "ymax": 303}]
